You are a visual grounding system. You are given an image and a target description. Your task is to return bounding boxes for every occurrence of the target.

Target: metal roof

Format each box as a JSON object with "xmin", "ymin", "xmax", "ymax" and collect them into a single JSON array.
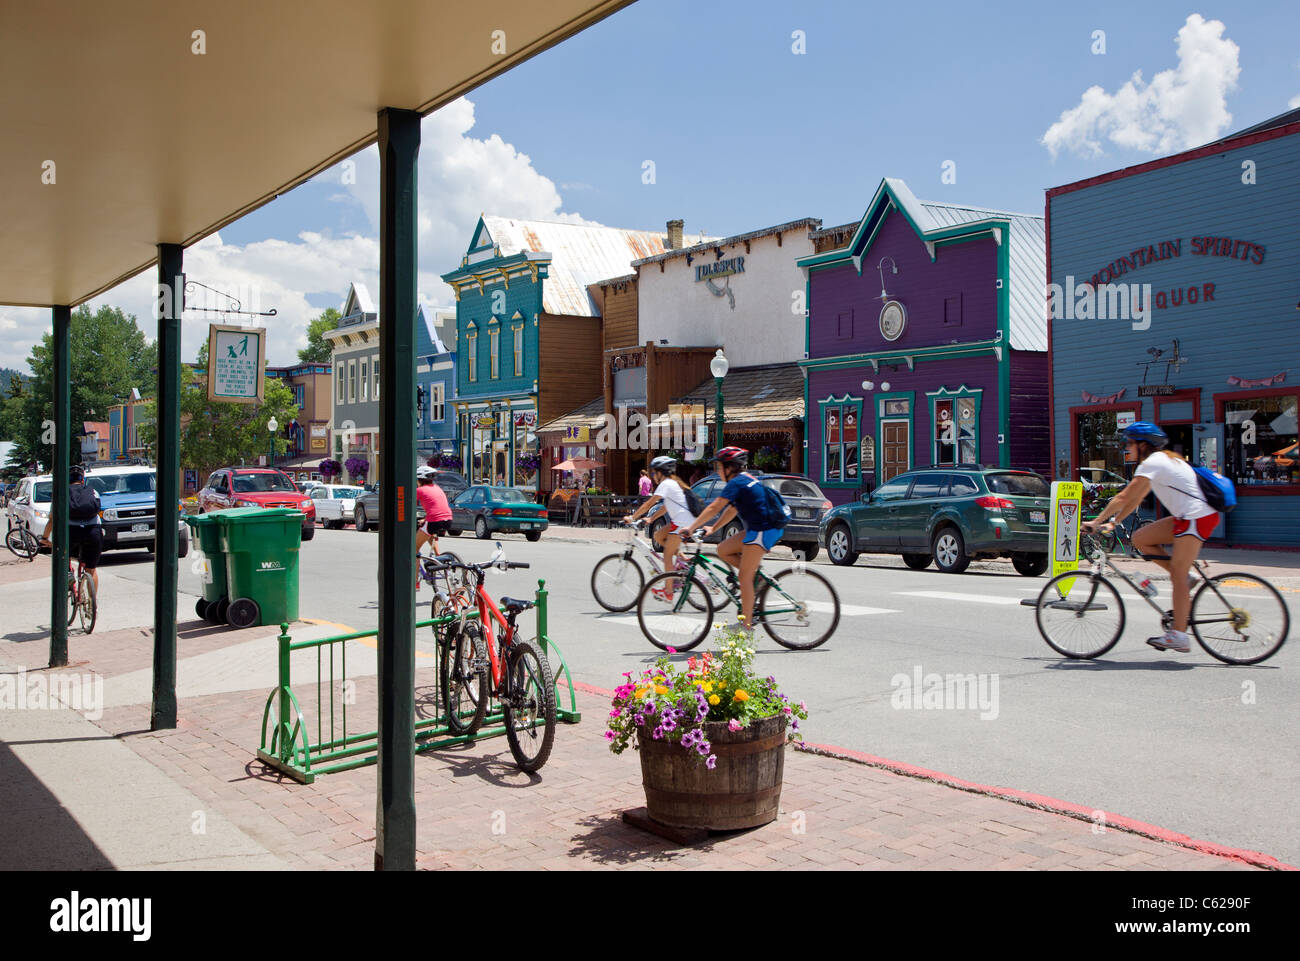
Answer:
[
  {"xmin": 480, "ymin": 217, "xmax": 710, "ymax": 317},
  {"xmin": 0, "ymin": 1, "xmax": 633, "ymax": 308},
  {"xmin": 916, "ymin": 199, "xmax": 1047, "ymax": 353},
  {"xmin": 630, "ymin": 219, "xmax": 815, "ymax": 269},
  {"xmin": 536, "ymin": 395, "xmax": 606, "ymax": 434},
  {"xmin": 650, "ymin": 363, "xmax": 805, "ymax": 427}
]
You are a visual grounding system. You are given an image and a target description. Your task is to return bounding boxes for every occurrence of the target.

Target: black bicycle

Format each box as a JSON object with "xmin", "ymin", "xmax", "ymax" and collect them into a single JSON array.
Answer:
[
  {"xmin": 1035, "ymin": 525, "xmax": 1289, "ymax": 664},
  {"xmin": 5, "ymin": 519, "xmax": 38, "ymax": 560}
]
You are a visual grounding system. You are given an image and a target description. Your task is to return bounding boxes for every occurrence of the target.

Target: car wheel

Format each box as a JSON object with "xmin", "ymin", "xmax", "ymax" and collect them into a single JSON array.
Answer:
[
  {"xmin": 826, "ymin": 524, "xmax": 859, "ymax": 566},
  {"xmin": 178, "ymin": 534, "xmax": 189, "ymax": 559},
  {"xmin": 474, "ymin": 516, "xmax": 489, "ymax": 540},
  {"xmin": 355, "ymin": 507, "xmax": 368, "ymax": 532},
  {"xmin": 721, "ymin": 521, "xmax": 742, "ymax": 542},
  {"xmin": 902, "ymin": 553, "xmax": 931, "ymax": 571},
  {"xmin": 931, "ymin": 526, "xmax": 970, "ymax": 574},
  {"xmin": 794, "ymin": 543, "xmax": 819, "ymax": 562},
  {"xmin": 525, "ymin": 531, "xmax": 542, "ymax": 542},
  {"xmin": 301, "ymin": 524, "xmax": 315, "ymax": 542},
  {"xmin": 1012, "ymin": 552, "xmax": 1048, "ymax": 577}
]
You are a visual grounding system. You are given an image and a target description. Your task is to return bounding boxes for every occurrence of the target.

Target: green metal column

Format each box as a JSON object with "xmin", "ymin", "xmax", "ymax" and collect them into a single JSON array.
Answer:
[
  {"xmin": 49, "ymin": 305, "xmax": 71, "ymax": 668},
  {"xmin": 152, "ymin": 244, "xmax": 183, "ymax": 730},
  {"xmin": 715, "ymin": 378, "xmax": 725, "ymax": 449},
  {"xmin": 374, "ymin": 107, "xmax": 420, "ymax": 872}
]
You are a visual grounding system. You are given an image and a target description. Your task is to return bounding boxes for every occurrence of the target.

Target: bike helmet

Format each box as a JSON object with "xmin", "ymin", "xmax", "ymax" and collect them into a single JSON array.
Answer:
[
  {"xmin": 713, "ymin": 446, "xmax": 749, "ymax": 467},
  {"xmin": 69, "ymin": 465, "xmax": 86, "ymax": 482},
  {"xmin": 1121, "ymin": 421, "xmax": 1168, "ymax": 449},
  {"xmin": 649, "ymin": 455, "xmax": 677, "ymax": 474},
  {"xmin": 416, "ymin": 465, "xmax": 435, "ymax": 480}
]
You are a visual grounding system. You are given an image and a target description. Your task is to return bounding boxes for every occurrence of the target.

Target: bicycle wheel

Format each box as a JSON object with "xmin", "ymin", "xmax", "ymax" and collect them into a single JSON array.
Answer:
[
  {"xmin": 441, "ymin": 622, "xmax": 488, "ymax": 736},
  {"xmin": 67, "ymin": 580, "xmax": 77, "ymax": 626},
  {"xmin": 636, "ymin": 571, "xmax": 713, "ymax": 652},
  {"xmin": 6, "ymin": 526, "xmax": 36, "ymax": 560},
  {"xmin": 590, "ymin": 553, "xmax": 644, "ymax": 612},
  {"xmin": 502, "ymin": 640, "xmax": 556, "ymax": 773},
  {"xmin": 78, "ymin": 571, "xmax": 96, "ymax": 634},
  {"xmin": 1035, "ymin": 571, "xmax": 1125, "ymax": 658},
  {"xmin": 755, "ymin": 567, "xmax": 841, "ymax": 650},
  {"xmin": 1191, "ymin": 573, "xmax": 1290, "ymax": 665}
]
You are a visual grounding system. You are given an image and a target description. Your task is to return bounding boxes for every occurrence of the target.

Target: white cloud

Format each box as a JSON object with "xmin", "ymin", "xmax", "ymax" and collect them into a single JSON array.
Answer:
[
  {"xmin": 0, "ymin": 96, "xmax": 592, "ymax": 374},
  {"xmin": 1290, "ymin": 94, "xmax": 1300, "ymax": 109},
  {"xmin": 1041, "ymin": 14, "xmax": 1241, "ymax": 159}
]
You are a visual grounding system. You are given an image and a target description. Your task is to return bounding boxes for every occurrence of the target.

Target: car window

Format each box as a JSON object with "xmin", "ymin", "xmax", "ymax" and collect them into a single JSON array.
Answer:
[
  {"xmin": 873, "ymin": 477, "xmax": 911, "ymax": 502},
  {"xmin": 987, "ymin": 472, "xmax": 1050, "ymax": 496},
  {"xmin": 491, "ymin": 487, "xmax": 529, "ymax": 502},
  {"xmin": 762, "ymin": 477, "xmax": 822, "ymax": 499},
  {"xmin": 907, "ymin": 475, "xmax": 948, "ymax": 499},
  {"xmin": 233, "ymin": 472, "xmax": 297, "ymax": 493},
  {"xmin": 34, "ymin": 481, "xmax": 53, "ymax": 501},
  {"xmin": 333, "ymin": 488, "xmax": 358, "ymax": 499},
  {"xmin": 693, "ymin": 479, "xmax": 717, "ymax": 501},
  {"xmin": 949, "ymin": 474, "xmax": 980, "ymax": 497},
  {"xmin": 453, "ymin": 489, "xmax": 475, "ymax": 507}
]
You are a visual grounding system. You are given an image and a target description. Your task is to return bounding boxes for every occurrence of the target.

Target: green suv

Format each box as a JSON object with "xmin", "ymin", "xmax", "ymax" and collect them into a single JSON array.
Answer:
[{"xmin": 819, "ymin": 467, "xmax": 1051, "ymax": 575}]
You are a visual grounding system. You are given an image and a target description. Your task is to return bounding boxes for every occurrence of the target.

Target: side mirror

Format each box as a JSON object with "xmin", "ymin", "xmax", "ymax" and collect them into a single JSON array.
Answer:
[{"xmin": 859, "ymin": 492, "xmax": 874, "ymax": 503}]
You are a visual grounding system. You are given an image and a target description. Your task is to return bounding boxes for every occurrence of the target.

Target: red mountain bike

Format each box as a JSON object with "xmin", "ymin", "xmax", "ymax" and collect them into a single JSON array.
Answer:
[{"xmin": 433, "ymin": 546, "xmax": 556, "ymax": 773}]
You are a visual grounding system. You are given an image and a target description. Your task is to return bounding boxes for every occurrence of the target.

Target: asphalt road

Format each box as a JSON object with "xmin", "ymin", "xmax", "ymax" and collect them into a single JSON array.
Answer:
[{"xmin": 107, "ymin": 526, "xmax": 1299, "ymax": 864}]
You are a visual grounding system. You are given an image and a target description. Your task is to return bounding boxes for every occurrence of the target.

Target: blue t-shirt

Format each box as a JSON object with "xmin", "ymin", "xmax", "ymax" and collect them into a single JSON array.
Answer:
[{"xmin": 718, "ymin": 473, "xmax": 770, "ymax": 531}]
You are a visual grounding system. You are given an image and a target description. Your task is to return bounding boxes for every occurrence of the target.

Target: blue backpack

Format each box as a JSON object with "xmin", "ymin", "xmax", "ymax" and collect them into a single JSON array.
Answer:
[
  {"xmin": 1191, "ymin": 465, "xmax": 1236, "ymax": 513},
  {"xmin": 740, "ymin": 473, "xmax": 792, "ymax": 530}
]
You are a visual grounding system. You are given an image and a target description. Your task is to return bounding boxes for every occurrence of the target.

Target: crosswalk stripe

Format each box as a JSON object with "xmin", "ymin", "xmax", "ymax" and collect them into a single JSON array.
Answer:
[{"xmin": 894, "ymin": 590, "xmax": 1023, "ymax": 605}]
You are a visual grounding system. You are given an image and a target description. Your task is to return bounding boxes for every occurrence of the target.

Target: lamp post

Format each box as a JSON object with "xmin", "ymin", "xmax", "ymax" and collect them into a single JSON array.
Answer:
[
  {"xmin": 710, "ymin": 348, "xmax": 729, "ymax": 450},
  {"xmin": 267, "ymin": 415, "xmax": 278, "ymax": 469}
]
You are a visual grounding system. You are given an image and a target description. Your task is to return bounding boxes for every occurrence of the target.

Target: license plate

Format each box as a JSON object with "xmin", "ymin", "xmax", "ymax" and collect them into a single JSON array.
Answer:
[
  {"xmin": 520, "ymin": 523, "xmax": 534, "ymax": 529},
  {"xmin": 796, "ymin": 508, "xmax": 813, "ymax": 519},
  {"xmin": 1029, "ymin": 510, "xmax": 1046, "ymax": 524},
  {"xmin": 132, "ymin": 523, "xmax": 150, "ymax": 532}
]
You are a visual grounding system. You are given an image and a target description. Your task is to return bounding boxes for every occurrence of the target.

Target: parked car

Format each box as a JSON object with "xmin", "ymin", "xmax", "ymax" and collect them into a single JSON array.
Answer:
[
  {"xmin": 7, "ymin": 475, "xmax": 51, "ymax": 540},
  {"xmin": 86, "ymin": 465, "xmax": 189, "ymax": 557},
  {"xmin": 819, "ymin": 467, "xmax": 1050, "ymax": 575},
  {"xmin": 309, "ymin": 484, "xmax": 363, "ymax": 529},
  {"xmin": 690, "ymin": 472, "xmax": 832, "ymax": 561},
  {"xmin": 353, "ymin": 483, "xmax": 426, "ymax": 532},
  {"xmin": 448, "ymin": 485, "xmax": 548, "ymax": 540},
  {"xmin": 425, "ymin": 470, "xmax": 468, "ymax": 501},
  {"xmin": 198, "ymin": 467, "xmax": 316, "ymax": 540}
]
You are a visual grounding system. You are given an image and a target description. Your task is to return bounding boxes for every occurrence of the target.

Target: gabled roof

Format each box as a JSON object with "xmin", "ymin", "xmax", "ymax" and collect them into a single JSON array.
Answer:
[
  {"xmin": 536, "ymin": 395, "xmax": 606, "ymax": 435},
  {"xmin": 341, "ymin": 281, "xmax": 375, "ymax": 317},
  {"xmin": 798, "ymin": 178, "xmax": 1046, "ymax": 352},
  {"xmin": 82, "ymin": 421, "xmax": 110, "ymax": 437},
  {"xmin": 472, "ymin": 216, "xmax": 707, "ymax": 317},
  {"xmin": 661, "ymin": 363, "xmax": 805, "ymax": 425}
]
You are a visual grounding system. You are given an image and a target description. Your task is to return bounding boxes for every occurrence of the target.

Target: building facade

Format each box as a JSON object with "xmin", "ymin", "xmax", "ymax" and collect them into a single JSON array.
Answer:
[
  {"xmin": 1048, "ymin": 109, "xmax": 1300, "ymax": 546},
  {"xmin": 265, "ymin": 362, "xmax": 332, "ymax": 479},
  {"xmin": 442, "ymin": 215, "xmax": 685, "ymax": 491},
  {"xmin": 417, "ymin": 306, "xmax": 458, "ymax": 462},
  {"xmin": 799, "ymin": 178, "xmax": 1048, "ymax": 506}
]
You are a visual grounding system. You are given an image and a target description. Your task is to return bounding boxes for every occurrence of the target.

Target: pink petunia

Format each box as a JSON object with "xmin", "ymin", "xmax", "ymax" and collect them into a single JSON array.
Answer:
[{"xmin": 727, "ymin": 719, "xmax": 743, "ymax": 732}]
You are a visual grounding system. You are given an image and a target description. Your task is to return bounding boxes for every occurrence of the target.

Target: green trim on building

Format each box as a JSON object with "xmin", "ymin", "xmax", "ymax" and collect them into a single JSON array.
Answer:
[
  {"xmin": 814, "ymin": 392, "xmax": 865, "ymax": 489},
  {"xmin": 799, "ymin": 338, "xmax": 1002, "ymax": 373},
  {"xmin": 869, "ymin": 390, "xmax": 916, "ymax": 487},
  {"xmin": 994, "ymin": 220, "xmax": 1012, "ymax": 468}
]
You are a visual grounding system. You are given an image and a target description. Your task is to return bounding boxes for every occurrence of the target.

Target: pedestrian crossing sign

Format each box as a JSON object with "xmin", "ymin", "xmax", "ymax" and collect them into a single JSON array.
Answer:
[{"xmin": 1049, "ymin": 481, "xmax": 1084, "ymax": 590}]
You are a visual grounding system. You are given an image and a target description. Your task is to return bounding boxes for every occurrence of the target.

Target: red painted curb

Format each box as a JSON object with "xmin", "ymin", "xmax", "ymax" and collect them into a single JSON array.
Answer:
[{"xmin": 560, "ymin": 678, "xmax": 1294, "ymax": 871}]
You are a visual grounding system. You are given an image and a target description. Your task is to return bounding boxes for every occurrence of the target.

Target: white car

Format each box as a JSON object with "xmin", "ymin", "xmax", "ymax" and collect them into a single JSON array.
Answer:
[
  {"xmin": 310, "ymin": 484, "xmax": 364, "ymax": 529},
  {"xmin": 8, "ymin": 475, "xmax": 52, "ymax": 538}
]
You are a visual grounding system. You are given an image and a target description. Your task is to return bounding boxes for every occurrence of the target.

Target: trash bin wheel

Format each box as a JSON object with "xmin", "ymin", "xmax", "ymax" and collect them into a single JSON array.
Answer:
[
  {"xmin": 210, "ymin": 597, "xmax": 230, "ymax": 625},
  {"xmin": 195, "ymin": 597, "xmax": 209, "ymax": 620},
  {"xmin": 227, "ymin": 597, "xmax": 260, "ymax": 629}
]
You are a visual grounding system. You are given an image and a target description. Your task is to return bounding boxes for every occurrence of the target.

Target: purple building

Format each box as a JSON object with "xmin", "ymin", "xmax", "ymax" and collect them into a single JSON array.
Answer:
[{"xmin": 798, "ymin": 178, "xmax": 1048, "ymax": 505}]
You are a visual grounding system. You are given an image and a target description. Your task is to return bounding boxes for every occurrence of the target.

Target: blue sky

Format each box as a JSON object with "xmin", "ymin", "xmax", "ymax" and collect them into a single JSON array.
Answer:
[{"xmin": 5, "ymin": 1, "xmax": 1298, "ymax": 368}]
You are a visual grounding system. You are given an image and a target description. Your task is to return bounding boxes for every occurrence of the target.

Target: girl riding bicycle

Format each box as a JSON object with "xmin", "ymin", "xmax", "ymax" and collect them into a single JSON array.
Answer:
[
  {"xmin": 623, "ymin": 455, "xmax": 696, "ymax": 600},
  {"xmin": 1081, "ymin": 422, "xmax": 1219, "ymax": 653}
]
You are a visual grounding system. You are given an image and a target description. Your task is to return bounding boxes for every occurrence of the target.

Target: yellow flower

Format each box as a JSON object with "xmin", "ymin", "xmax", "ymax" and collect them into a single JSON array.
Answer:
[
  {"xmin": 708, "ymin": 694, "xmax": 720, "ymax": 705},
  {"xmin": 733, "ymin": 689, "xmax": 750, "ymax": 702},
  {"xmin": 635, "ymin": 688, "xmax": 647, "ymax": 699},
  {"xmin": 654, "ymin": 684, "xmax": 669, "ymax": 696},
  {"xmin": 702, "ymin": 682, "xmax": 713, "ymax": 693}
]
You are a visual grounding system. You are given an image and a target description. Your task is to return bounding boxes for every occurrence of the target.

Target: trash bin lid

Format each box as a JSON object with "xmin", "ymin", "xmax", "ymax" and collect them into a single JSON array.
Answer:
[{"xmin": 209, "ymin": 506, "xmax": 300, "ymax": 524}]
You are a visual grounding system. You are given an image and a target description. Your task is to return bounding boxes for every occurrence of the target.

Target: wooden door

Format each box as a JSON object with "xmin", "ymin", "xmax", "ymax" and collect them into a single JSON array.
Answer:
[{"xmin": 882, "ymin": 420, "xmax": 910, "ymax": 483}]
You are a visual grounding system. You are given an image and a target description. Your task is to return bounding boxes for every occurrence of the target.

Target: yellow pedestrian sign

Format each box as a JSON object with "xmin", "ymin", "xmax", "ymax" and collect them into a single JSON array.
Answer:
[{"xmin": 1049, "ymin": 481, "xmax": 1084, "ymax": 593}]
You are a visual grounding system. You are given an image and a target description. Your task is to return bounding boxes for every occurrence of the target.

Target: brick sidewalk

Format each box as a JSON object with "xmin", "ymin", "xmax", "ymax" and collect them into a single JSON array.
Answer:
[{"xmin": 46, "ymin": 619, "xmax": 1266, "ymax": 870}]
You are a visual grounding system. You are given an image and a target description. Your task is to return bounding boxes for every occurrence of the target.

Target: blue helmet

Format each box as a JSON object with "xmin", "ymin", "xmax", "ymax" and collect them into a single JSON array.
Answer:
[{"xmin": 1121, "ymin": 421, "xmax": 1168, "ymax": 448}]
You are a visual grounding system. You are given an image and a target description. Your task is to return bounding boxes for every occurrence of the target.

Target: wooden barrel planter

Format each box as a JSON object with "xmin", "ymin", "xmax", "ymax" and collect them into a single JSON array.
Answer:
[{"xmin": 638, "ymin": 714, "xmax": 787, "ymax": 831}]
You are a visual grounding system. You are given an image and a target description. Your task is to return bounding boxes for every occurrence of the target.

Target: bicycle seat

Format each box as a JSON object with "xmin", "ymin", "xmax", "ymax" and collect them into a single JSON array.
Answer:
[
  {"xmin": 499, "ymin": 596, "xmax": 534, "ymax": 613},
  {"xmin": 425, "ymin": 552, "xmax": 460, "ymax": 566}
]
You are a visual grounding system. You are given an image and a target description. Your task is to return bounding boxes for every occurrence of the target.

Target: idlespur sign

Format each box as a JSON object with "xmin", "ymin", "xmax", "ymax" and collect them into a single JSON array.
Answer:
[{"xmin": 694, "ymin": 256, "xmax": 745, "ymax": 282}]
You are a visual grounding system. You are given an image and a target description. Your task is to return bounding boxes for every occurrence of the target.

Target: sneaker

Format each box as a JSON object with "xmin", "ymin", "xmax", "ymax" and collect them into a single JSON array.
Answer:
[
  {"xmin": 1146, "ymin": 630, "xmax": 1191, "ymax": 653},
  {"xmin": 651, "ymin": 587, "xmax": 675, "ymax": 603}
]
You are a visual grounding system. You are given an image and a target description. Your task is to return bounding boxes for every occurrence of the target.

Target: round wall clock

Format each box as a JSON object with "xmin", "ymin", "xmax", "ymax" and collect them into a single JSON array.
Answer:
[{"xmin": 879, "ymin": 300, "xmax": 907, "ymax": 342}]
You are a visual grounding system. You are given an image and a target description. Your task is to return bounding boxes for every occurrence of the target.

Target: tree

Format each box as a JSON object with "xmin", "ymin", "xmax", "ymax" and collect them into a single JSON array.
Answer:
[
  {"xmin": 299, "ymin": 308, "xmax": 341, "ymax": 365},
  {"xmin": 138, "ymin": 358, "xmax": 299, "ymax": 480},
  {"xmin": 13, "ymin": 305, "xmax": 156, "ymax": 469}
]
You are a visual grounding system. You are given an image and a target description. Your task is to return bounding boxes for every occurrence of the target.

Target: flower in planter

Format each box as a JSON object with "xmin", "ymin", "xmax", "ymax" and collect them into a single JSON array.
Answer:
[{"xmin": 605, "ymin": 625, "xmax": 809, "ymax": 765}]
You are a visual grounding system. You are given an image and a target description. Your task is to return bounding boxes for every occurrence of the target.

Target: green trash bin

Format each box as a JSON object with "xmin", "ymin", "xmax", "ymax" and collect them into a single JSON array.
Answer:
[
  {"xmin": 185, "ymin": 513, "xmax": 230, "ymax": 623},
  {"xmin": 214, "ymin": 507, "xmax": 303, "ymax": 629}
]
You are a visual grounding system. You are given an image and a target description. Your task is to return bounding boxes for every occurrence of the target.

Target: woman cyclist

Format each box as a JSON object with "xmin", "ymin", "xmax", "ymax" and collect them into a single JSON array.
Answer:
[
  {"xmin": 415, "ymin": 465, "xmax": 453, "ymax": 557},
  {"xmin": 1081, "ymin": 422, "xmax": 1219, "ymax": 653},
  {"xmin": 683, "ymin": 446, "xmax": 782, "ymax": 633},
  {"xmin": 623, "ymin": 455, "xmax": 696, "ymax": 599}
]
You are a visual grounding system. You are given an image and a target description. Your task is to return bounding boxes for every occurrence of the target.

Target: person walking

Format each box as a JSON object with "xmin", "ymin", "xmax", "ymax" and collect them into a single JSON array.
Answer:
[{"xmin": 637, "ymin": 469, "xmax": 653, "ymax": 498}]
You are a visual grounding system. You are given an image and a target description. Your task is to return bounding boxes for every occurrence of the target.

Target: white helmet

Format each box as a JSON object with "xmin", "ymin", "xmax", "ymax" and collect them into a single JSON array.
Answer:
[{"xmin": 416, "ymin": 465, "xmax": 435, "ymax": 480}]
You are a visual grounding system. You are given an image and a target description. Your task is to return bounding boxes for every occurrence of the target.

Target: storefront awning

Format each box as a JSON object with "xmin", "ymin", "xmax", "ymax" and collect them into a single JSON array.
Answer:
[
  {"xmin": 537, "ymin": 396, "xmax": 606, "ymax": 436},
  {"xmin": 647, "ymin": 363, "xmax": 804, "ymax": 431}
]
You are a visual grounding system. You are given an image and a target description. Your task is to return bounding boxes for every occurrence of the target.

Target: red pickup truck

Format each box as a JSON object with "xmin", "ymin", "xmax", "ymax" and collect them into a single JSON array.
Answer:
[{"xmin": 197, "ymin": 467, "xmax": 316, "ymax": 541}]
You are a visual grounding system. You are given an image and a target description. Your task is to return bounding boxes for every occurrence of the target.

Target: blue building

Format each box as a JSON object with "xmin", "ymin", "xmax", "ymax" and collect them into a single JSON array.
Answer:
[
  {"xmin": 1048, "ymin": 108, "xmax": 1300, "ymax": 547},
  {"xmin": 416, "ymin": 305, "xmax": 458, "ymax": 462}
]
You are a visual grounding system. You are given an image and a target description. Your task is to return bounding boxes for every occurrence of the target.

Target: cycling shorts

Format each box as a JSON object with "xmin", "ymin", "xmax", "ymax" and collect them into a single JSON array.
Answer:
[
  {"xmin": 1173, "ymin": 514, "xmax": 1219, "ymax": 541},
  {"xmin": 423, "ymin": 519, "xmax": 452, "ymax": 536},
  {"xmin": 741, "ymin": 528, "xmax": 783, "ymax": 551},
  {"xmin": 69, "ymin": 525, "xmax": 103, "ymax": 569}
]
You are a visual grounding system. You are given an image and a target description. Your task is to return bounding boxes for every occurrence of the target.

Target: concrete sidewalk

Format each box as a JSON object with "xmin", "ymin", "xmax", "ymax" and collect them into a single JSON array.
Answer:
[{"xmin": 0, "ymin": 552, "xmax": 1292, "ymax": 871}]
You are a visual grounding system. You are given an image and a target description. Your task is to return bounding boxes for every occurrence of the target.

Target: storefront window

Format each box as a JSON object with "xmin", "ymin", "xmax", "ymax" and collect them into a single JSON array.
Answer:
[
  {"xmin": 1225, "ymin": 394, "xmax": 1298, "ymax": 486},
  {"xmin": 819, "ymin": 397, "xmax": 862, "ymax": 485},
  {"xmin": 929, "ymin": 388, "xmax": 980, "ymax": 467},
  {"xmin": 1075, "ymin": 409, "xmax": 1129, "ymax": 478}
]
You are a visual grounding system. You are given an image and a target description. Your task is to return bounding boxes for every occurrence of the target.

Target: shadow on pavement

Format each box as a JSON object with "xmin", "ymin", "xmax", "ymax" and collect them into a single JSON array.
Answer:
[
  {"xmin": 566, "ymin": 813, "xmax": 696, "ymax": 865},
  {"xmin": 0, "ymin": 740, "xmax": 116, "ymax": 869}
]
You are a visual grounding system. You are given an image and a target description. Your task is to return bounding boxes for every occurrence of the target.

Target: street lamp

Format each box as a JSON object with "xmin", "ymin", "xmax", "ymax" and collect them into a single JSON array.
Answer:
[
  {"xmin": 710, "ymin": 348, "xmax": 729, "ymax": 449},
  {"xmin": 267, "ymin": 415, "xmax": 278, "ymax": 469}
]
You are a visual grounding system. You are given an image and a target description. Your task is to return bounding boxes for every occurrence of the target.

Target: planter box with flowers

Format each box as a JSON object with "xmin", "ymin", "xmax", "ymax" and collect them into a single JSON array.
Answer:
[{"xmin": 607, "ymin": 627, "xmax": 808, "ymax": 831}]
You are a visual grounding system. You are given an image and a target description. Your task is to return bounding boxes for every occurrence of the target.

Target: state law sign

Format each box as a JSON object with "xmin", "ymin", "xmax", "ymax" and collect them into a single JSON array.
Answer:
[{"xmin": 207, "ymin": 324, "xmax": 267, "ymax": 404}]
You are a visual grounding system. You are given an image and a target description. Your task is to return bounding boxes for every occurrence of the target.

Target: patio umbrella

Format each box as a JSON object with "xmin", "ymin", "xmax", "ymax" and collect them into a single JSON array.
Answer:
[{"xmin": 551, "ymin": 457, "xmax": 605, "ymax": 471}]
